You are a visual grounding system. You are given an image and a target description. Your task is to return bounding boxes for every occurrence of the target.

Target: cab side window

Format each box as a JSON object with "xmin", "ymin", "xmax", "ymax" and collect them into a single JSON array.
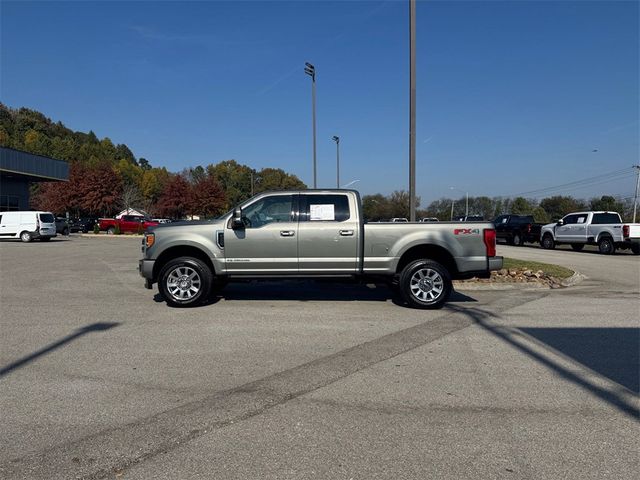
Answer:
[
  {"xmin": 300, "ymin": 194, "xmax": 350, "ymax": 222},
  {"xmin": 563, "ymin": 215, "xmax": 579, "ymax": 224},
  {"xmin": 241, "ymin": 195, "xmax": 294, "ymax": 228}
]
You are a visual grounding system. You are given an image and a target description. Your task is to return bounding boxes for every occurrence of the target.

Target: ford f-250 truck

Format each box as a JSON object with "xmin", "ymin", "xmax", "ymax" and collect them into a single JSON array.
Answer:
[
  {"xmin": 139, "ymin": 190, "xmax": 502, "ymax": 309},
  {"xmin": 540, "ymin": 211, "xmax": 640, "ymax": 254}
]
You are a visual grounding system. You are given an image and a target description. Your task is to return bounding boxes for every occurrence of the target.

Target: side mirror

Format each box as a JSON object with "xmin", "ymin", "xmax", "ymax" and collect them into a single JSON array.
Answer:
[
  {"xmin": 556, "ymin": 219, "xmax": 564, "ymax": 226},
  {"xmin": 232, "ymin": 207, "xmax": 244, "ymax": 229}
]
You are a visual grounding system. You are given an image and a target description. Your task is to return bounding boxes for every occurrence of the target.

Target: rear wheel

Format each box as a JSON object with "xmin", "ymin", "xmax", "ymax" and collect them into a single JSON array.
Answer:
[
  {"xmin": 512, "ymin": 232, "xmax": 523, "ymax": 246},
  {"xmin": 158, "ymin": 256, "xmax": 213, "ymax": 307},
  {"xmin": 399, "ymin": 259, "xmax": 452, "ymax": 309},
  {"xmin": 20, "ymin": 231, "xmax": 32, "ymax": 243},
  {"xmin": 598, "ymin": 237, "xmax": 615, "ymax": 255},
  {"xmin": 107, "ymin": 227, "xmax": 116, "ymax": 235},
  {"xmin": 541, "ymin": 234, "xmax": 555, "ymax": 250},
  {"xmin": 40, "ymin": 237, "xmax": 51, "ymax": 242},
  {"xmin": 62, "ymin": 227, "xmax": 69, "ymax": 236},
  {"xmin": 570, "ymin": 244, "xmax": 584, "ymax": 252}
]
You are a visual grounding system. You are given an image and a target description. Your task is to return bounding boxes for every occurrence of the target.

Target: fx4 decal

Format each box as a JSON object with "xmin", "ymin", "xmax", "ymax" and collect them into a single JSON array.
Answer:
[{"xmin": 454, "ymin": 228, "xmax": 480, "ymax": 235}]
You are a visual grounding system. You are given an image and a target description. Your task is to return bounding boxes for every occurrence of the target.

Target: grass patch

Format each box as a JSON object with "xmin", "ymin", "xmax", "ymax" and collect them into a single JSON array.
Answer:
[{"xmin": 503, "ymin": 257, "xmax": 574, "ymax": 279}]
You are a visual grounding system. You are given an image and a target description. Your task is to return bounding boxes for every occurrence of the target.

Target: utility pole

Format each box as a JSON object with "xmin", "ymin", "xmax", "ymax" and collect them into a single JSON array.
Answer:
[
  {"xmin": 409, "ymin": 0, "xmax": 416, "ymax": 222},
  {"xmin": 332, "ymin": 136, "xmax": 340, "ymax": 188},
  {"xmin": 633, "ymin": 164, "xmax": 640, "ymax": 223}
]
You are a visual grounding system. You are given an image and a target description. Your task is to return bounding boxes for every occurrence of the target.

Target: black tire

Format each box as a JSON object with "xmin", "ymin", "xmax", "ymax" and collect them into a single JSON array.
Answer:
[
  {"xmin": 513, "ymin": 232, "xmax": 523, "ymax": 247},
  {"xmin": 541, "ymin": 234, "xmax": 555, "ymax": 250},
  {"xmin": 570, "ymin": 244, "xmax": 584, "ymax": 252},
  {"xmin": 40, "ymin": 237, "xmax": 51, "ymax": 242},
  {"xmin": 107, "ymin": 227, "xmax": 116, "ymax": 235},
  {"xmin": 158, "ymin": 256, "xmax": 213, "ymax": 307},
  {"xmin": 63, "ymin": 227, "xmax": 69, "ymax": 236},
  {"xmin": 399, "ymin": 259, "xmax": 452, "ymax": 309},
  {"xmin": 598, "ymin": 237, "xmax": 615, "ymax": 255},
  {"xmin": 20, "ymin": 231, "xmax": 32, "ymax": 243},
  {"xmin": 632, "ymin": 244, "xmax": 640, "ymax": 255}
]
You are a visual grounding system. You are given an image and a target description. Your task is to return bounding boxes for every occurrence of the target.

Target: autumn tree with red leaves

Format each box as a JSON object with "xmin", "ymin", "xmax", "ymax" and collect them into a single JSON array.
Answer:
[
  {"xmin": 190, "ymin": 175, "xmax": 226, "ymax": 218},
  {"xmin": 155, "ymin": 174, "xmax": 192, "ymax": 219}
]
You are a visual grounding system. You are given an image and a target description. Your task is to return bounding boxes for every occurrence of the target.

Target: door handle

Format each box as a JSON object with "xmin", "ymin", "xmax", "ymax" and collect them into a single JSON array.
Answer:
[
  {"xmin": 339, "ymin": 230, "xmax": 354, "ymax": 236},
  {"xmin": 280, "ymin": 230, "xmax": 295, "ymax": 237}
]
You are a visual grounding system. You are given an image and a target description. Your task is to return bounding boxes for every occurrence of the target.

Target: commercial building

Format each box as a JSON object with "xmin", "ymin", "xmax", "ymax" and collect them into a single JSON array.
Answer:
[{"xmin": 0, "ymin": 147, "xmax": 69, "ymax": 211}]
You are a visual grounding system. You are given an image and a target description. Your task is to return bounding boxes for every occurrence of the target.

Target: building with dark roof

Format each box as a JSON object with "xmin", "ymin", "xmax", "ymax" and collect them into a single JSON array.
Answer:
[{"xmin": 0, "ymin": 147, "xmax": 69, "ymax": 211}]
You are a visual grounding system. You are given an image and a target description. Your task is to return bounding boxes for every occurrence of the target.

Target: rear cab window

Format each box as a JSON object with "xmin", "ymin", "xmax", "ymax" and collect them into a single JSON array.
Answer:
[{"xmin": 592, "ymin": 213, "xmax": 621, "ymax": 224}]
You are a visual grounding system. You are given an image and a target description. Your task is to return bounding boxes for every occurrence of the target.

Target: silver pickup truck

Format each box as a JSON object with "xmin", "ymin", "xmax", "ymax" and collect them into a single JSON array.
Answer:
[
  {"xmin": 139, "ymin": 190, "xmax": 502, "ymax": 308},
  {"xmin": 540, "ymin": 211, "xmax": 640, "ymax": 254}
]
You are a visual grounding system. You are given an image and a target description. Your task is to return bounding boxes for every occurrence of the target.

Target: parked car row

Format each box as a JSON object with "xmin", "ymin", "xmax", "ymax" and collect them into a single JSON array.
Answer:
[{"xmin": 494, "ymin": 211, "xmax": 640, "ymax": 255}]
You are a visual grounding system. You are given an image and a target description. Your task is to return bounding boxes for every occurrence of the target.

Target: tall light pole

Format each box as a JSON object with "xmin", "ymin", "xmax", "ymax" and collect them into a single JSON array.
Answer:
[
  {"xmin": 409, "ymin": 0, "xmax": 416, "ymax": 221},
  {"xmin": 450, "ymin": 186, "xmax": 469, "ymax": 217},
  {"xmin": 304, "ymin": 62, "xmax": 317, "ymax": 188},
  {"xmin": 332, "ymin": 136, "xmax": 340, "ymax": 188},
  {"xmin": 633, "ymin": 164, "xmax": 640, "ymax": 222}
]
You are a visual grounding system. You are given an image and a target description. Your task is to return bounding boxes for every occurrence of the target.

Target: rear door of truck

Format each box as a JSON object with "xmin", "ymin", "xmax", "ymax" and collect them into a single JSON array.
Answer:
[{"xmin": 297, "ymin": 193, "xmax": 359, "ymax": 273}]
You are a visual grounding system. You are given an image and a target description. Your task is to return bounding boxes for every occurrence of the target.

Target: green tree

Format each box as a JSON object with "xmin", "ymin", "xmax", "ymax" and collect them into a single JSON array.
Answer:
[
  {"xmin": 539, "ymin": 196, "xmax": 586, "ymax": 221},
  {"xmin": 207, "ymin": 160, "xmax": 254, "ymax": 209},
  {"xmin": 589, "ymin": 195, "xmax": 624, "ymax": 213},
  {"xmin": 510, "ymin": 197, "xmax": 534, "ymax": 215},
  {"xmin": 255, "ymin": 167, "xmax": 306, "ymax": 193}
]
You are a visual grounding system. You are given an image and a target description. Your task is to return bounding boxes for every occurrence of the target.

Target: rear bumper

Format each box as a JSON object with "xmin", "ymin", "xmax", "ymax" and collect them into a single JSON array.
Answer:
[{"xmin": 489, "ymin": 256, "xmax": 503, "ymax": 271}]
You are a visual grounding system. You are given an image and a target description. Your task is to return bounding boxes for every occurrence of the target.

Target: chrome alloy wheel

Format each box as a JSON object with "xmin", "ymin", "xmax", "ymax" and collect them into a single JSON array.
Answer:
[
  {"xmin": 409, "ymin": 267, "xmax": 444, "ymax": 303},
  {"xmin": 166, "ymin": 266, "xmax": 202, "ymax": 301}
]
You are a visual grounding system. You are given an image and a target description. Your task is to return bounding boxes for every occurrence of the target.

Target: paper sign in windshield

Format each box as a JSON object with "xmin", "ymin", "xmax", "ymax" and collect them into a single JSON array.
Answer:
[{"xmin": 310, "ymin": 204, "xmax": 335, "ymax": 221}]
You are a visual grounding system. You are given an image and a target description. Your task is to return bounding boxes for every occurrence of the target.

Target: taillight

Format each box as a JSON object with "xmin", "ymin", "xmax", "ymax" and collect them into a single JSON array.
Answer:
[
  {"xmin": 623, "ymin": 225, "xmax": 629, "ymax": 238},
  {"xmin": 527, "ymin": 223, "xmax": 531, "ymax": 233},
  {"xmin": 484, "ymin": 228, "xmax": 496, "ymax": 257}
]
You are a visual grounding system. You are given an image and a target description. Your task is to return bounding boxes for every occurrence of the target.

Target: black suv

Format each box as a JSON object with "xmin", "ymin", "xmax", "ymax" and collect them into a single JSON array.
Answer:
[{"xmin": 69, "ymin": 217, "xmax": 98, "ymax": 233}]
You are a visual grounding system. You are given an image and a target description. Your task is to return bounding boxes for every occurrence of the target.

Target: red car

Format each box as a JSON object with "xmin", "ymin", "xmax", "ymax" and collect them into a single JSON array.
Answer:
[{"xmin": 98, "ymin": 215, "xmax": 159, "ymax": 234}]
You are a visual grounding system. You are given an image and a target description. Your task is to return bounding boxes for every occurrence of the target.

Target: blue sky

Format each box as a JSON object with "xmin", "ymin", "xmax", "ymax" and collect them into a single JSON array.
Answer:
[{"xmin": 1, "ymin": 0, "xmax": 638, "ymax": 203}]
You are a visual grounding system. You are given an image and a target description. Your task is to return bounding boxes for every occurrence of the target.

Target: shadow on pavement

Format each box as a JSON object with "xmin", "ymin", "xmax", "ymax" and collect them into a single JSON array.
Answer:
[
  {"xmin": 520, "ymin": 327, "xmax": 639, "ymax": 394},
  {"xmin": 0, "ymin": 322, "xmax": 120, "ymax": 378},
  {"xmin": 154, "ymin": 280, "xmax": 479, "ymax": 307},
  {"xmin": 447, "ymin": 304, "xmax": 639, "ymax": 421}
]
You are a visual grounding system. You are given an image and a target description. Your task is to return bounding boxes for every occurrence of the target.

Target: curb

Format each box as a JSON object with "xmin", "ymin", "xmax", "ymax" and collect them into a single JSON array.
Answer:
[
  {"xmin": 560, "ymin": 271, "xmax": 587, "ymax": 287},
  {"xmin": 454, "ymin": 269, "xmax": 585, "ymax": 291},
  {"xmin": 78, "ymin": 234, "xmax": 143, "ymax": 239}
]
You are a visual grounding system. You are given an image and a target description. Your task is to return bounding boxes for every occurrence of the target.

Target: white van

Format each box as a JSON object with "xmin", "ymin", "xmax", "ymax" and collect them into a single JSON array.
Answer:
[{"xmin": 0, "ymin": 211, "xmax": 57, "ymax": 242}]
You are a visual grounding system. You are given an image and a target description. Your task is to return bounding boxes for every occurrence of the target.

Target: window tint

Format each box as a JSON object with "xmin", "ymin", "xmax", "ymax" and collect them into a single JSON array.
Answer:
[
  {"xmin": 301, "ymin": 194, "xmax": 350, "ymax": 222},
  {"xmin": 563, "ymin": 215, "xmax": 579, "ymax": 224},
  {"xmin": 592, "ymin": 213, "xmax": 621, "ymax": 224},
  {"xmin": 39, "ymin": 213, "xmax": 55, "ymax": 223},
  {"xmin": 241, "ymin": 195, "xmax": 293, "ymax": 228}
]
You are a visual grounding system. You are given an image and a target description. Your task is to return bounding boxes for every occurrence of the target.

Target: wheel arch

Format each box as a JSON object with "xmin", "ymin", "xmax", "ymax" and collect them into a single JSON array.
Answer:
[
  {"xmin": 395, "ymin": 244, "xmax": 458, "ymax": 277},
  {"xmin": 153, "ymin": 246, "xmax": 216, "ymax": 281}
]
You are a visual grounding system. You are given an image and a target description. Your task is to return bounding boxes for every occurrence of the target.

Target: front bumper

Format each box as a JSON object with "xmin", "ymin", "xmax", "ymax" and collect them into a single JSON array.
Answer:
[{"xmin": 138, "ymin": 259, "xmax": 155, "ymax": 288}]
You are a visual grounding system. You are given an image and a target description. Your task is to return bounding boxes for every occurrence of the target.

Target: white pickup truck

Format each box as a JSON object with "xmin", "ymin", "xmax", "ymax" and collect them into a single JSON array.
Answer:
[{"xmin": 540, "ymin": 211, "xmax": 640, "ymax": 255}]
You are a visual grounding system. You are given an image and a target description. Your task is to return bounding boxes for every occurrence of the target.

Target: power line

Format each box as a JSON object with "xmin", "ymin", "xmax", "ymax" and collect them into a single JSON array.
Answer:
[{"xmin": 503, "ymin": 167, "xmax": 635, "ymax": 198}]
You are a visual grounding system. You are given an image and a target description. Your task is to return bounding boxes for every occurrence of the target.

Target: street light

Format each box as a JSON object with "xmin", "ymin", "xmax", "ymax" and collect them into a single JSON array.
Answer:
[
  {"xmin": 450, "ymin": 186, "xmax": 468, "ymax": 217},
  {"xmin": 304, "ymin": 62, "xmax": 317, "ymax": 188},
  {"xmin": 332, "ymin": 136, "xmax": 340, "ymax": 188}
]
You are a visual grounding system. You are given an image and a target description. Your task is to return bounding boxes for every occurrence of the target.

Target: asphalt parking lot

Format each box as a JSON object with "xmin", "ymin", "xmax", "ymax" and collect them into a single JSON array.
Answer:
[{"xmin": 0, "ymin": 236, "xmax": 638, "ymax": 479}]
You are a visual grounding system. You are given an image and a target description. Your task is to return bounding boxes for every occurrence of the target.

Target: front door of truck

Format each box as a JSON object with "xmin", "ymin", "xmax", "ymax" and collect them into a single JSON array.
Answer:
[
  {"xmin": 297, "ymin": 193, "xmax": 359, "ymax": 273},
  {"xmin": 224, "ymin": 194, "xmax": 298, "ymax": 274}
]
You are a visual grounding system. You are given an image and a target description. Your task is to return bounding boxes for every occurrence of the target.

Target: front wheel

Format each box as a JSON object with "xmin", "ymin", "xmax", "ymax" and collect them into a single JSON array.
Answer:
[
  {"xmin": 598, "ymin": 237, "xmax": 615, "ymax": 255},
  {"xmin": 541, "ymin": 234, "xmax": 555, "ymax": 250},
  {"xmin": 106, "ymin": 227, "xmax": 116, "ymax": 235},
  {"xmin": 399, "ymin": 259, "xmax": 452, "ymax": 309},
  {"xmin": 158, "ymin": 256, "xmax": 213, "ymax": 307}
]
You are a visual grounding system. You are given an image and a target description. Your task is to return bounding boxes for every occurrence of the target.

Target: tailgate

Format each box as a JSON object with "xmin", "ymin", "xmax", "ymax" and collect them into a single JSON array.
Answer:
[{"xmin": 625, "ymin": 224, "xmax": 640, "ymax": 240}]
